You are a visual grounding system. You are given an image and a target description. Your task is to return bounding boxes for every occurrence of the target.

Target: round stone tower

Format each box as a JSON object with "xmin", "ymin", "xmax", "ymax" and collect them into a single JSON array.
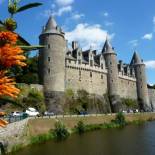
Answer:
[
  {"xmin": 131, "ymin": 52, "xmax": 151, "ymax": 112},
  {"xmin": 39, "ymin": 16, "xmax": 66, "ymax": 113},
  {"xmin": 102, "ymin": 38, "xmax": 121, "ymax": 112}
]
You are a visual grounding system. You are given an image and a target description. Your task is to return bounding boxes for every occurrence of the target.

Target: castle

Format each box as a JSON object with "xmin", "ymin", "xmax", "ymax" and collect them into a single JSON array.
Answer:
[{"xmin": 38, "ymin": 16, "xmax": 155, "ymax": 113}]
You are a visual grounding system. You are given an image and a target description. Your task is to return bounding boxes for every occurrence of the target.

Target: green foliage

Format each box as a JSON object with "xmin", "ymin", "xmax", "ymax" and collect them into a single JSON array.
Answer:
[
  {"xmin": 113, "ymin": 112, "xmax": 126, "ymax": 126},
  {"xmin": 8, "ymin": 0, "xmax": 42, "ymax": 17},
  {"xmin": 53, "ymin": 121, "xmax": 70, "ymax": 141},
  {"xmin": 10, "ymin": 56, "xmax": 39, "ymax": 84},
  {"xmin": 16, "ymin": 3, "xmax": 42, "ymax": 13},
  {"xmin": 122, "ymin": 98, "xmax": 138, "ymax": 109},
  {"xmin": 65, "ymin": 89, "xmax": 74, "ymax": 98},
  {"xmin": 30, "ymin": 133, "xmax": 53, "ymax": 145},
  {"xmin": 75, "ymin": 121, "xmax": 86, "ymax": 134},
  {"xmin": 22, "ymin": 88, "xmax": 45, "ymax": 113},
  {"xmin": 11, "ymin": 143, "xmax": 23, "ymax": 153},
  {"xmin": 77, "ymin": 89, "xmax": 89, "ymax": 111}
]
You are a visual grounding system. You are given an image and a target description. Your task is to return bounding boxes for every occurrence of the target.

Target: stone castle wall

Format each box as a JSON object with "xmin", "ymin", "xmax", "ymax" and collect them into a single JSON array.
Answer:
[
  {"xmin": 65, "ymin": 59, "xmax": 137, "ymax": 99},
  {"xmin": 118, "ymin": 74, "xmax": 137, "ymax": 99},
  {"xmin": 148, "ymin": 88, "xmax": 155, "ymax": 111},
  {"xmin": 65, "ymin": 60, "xmax": 108, "ymax": 95}
]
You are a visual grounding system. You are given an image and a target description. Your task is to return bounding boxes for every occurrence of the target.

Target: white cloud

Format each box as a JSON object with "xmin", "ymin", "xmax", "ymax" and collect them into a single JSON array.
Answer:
[
  {"xmin": 66, "ymin": 23, "xmax": 114, "ymax": 50},
  {"xmin": 103, "ymin": 12, "xmax": 109, "ymax": 17},
  {"xmin": 55, "ymin": 0, "xmax": 74, "ymax": 6},
  {"xmin": 128, "ymin": 40, "xmax": 138, "ymax": 47},
  {"xmin": 71, "ymin": 13, "xmax": 85, "ymax": 20},
  {"xmin": 53, "ymin": 6, "xmax": 72, "ymax": 16},
  {"xmin": 145, "ymin": 61, "xmax": 155, "ymax": 69},
  {"xmin": 105, "ymin": 21, "xmax": 114, "ymax": 26},
  {"xmin": 142, "ymin": 33, "xmax": 153, "ymax": 40},
  {"xmin": 42, "ymin": 5, "xmax": 72, "ymax": 17}
]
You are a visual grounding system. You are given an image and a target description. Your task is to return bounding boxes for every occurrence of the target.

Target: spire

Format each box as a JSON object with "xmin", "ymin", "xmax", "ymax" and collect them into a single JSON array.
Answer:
[
  {"xmin": 130, "ymin": 51, "xmax": 143, "ymax": 65},
  {"xmin": 45, "ymin": 16, "xmax": 57, "ymax": 31},
  {"xmin": 102, "ymin": 35, "xmax": 115, "ymax": 54}
]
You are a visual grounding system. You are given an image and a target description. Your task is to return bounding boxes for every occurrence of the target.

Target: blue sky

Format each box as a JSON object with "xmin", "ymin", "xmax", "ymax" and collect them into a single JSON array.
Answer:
[{"xmin": 0, "ymin": 0, "xmax": 155, "ymax": 84}]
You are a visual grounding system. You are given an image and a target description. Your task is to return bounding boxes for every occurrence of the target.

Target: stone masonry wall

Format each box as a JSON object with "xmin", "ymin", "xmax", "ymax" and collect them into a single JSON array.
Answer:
[
  {"xmin": 65, "ymin": 60, "xmax": 137, "ymax": 100},
  {"xmin": 118, "ymin": 75, "xmax": 137, "ymax": 99},
  {"xmin": 148, "ymin": 88, "xmax": 155, "ymax": 111},
  {"xmin": 0, "ymin": 118, "xmax": 29, "ymax": 154},
  {"xmin": 65, "ymin": 62, "xmax": 108, "ymax": 96}
]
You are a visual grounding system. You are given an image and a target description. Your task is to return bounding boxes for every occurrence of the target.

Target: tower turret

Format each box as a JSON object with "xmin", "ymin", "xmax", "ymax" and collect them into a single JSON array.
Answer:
[
  {"xmin": 102, "ymin": 37, "xmax": 121, "ymax": 112},
  {"xmin": 39, "ymin": 16, "xmax": 66, "ymax": 113},
  {"xmin": 131, "ymin": 52, "xmax": 151, "ymax": 111}
]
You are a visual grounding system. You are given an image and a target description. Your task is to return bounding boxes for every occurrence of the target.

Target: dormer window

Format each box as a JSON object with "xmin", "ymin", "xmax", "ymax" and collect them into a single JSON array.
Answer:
[{"xmin": 90, "ymin": 60, "xmax": 93, "ymax": 67}]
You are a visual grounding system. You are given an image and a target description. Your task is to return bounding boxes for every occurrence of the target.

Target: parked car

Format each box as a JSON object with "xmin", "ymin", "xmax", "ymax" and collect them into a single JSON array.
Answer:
[
  {"xmin": 44, "ymin": 111, "xmax": 54, "ymax": 116},
  {"xmin": 25, "ymin": 107, "xmax": 39, "ymax": 116},
  {"xmin": 133, "ymin": 109, "xmax": 139, "ymax": 113},
  {"xmin": 11, "ymin": 111, "xmax": 23, "ymax": 117},
  {"xmin": 79, "ymin": 111, "xmax": 88, "ymax": 115},
  {"xmin": 122, "ymin": 110, "xmax": 127, "ymax": 114}
]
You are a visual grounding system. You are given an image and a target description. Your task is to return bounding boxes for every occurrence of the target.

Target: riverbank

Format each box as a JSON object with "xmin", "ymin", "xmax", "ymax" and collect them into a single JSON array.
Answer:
[{"xmin": 1, "ymin": 112, "xmax": 155, "ymax": 154}]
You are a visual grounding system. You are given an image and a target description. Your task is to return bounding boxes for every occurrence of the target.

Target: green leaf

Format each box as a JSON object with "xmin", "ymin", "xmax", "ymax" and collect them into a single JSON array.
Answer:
[
  {"xmin": 0, "ymin": 20, "xmax": 4, "ymax": 25},
  {"xmin": 16, "ymin": 3, "xmax": 42, "ymax": 13},
  {"xmin": 19, "ymin": 45, "xmax": 44, "ymax": 51}
]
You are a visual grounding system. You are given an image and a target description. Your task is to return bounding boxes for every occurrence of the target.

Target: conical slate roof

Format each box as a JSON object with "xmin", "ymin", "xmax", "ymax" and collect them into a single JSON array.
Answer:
[
  {"xmin": 130, "ymin": 52, "xmax": 143, "ymax": 65},
  {"xmin": 41, "ymin": 16, "xmax": 64, "ymax": 37},
  {"xmin": 45, "ymin": 16, "xmax": 57, "ymax": 30},
  {"xmin": 102, "ymin": 36, "xmax": 115, "ymax": 54}
]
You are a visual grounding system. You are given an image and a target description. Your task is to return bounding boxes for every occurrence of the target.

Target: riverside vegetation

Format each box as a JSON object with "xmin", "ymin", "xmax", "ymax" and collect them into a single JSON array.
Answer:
[{"xmin": 29, "ymin": 113, "xmax": 127, "ymax": 144}]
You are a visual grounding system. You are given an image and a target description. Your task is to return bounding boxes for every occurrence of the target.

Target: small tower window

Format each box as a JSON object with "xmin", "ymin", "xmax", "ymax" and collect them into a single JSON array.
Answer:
[
  {"xmin": 48, "ymin": 68, "xmax": 50, "ymax": 74},
  {"xmin": 90, "ymin": 72, "xmax": 92, "ymax": 78},
  {"xmin": 48, "ymin": 44, "xmax": 50, "ymax": 49},
  {"xmin": 90, "ymin": 60, "xmax": 93, "ymax": 66},
  {"xmin": 48, "ymin": 57, "xmax": 50, "ymax": 62},
  {"xmin": 101, "ymin": 75, "xmax": 103, "ymax": 79}
]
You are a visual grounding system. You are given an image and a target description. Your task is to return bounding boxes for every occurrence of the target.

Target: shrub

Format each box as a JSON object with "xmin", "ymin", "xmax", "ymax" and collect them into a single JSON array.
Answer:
[
  {"xmin": 53, "ymin": 121, "xmax": 70, "ymax": 141},
  {"xmin": 113, "ymin": 112, "xmax": 126, "ymax": 127},
  {"xmin": 75, "ymin": 120, "xmax": 86, "ymax": 134},
  {"xmin": 122, "ymin": 98, "xmax": 138, "ymax": 109}
]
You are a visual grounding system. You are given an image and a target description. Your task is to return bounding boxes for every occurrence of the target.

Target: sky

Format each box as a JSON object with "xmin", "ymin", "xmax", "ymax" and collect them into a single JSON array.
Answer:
[{"xmin": 0, "ymin": 0, "xmax": 155, "ymax": 84}]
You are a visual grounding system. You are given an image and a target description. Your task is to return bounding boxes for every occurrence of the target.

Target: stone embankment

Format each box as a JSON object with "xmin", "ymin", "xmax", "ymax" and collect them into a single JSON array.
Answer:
[{"xmin": 0, "ymin": 118, "xmax": 29, "ymax": 154}]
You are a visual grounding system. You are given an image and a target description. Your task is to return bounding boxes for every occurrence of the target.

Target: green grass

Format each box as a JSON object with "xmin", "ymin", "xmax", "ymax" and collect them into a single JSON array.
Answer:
[{"xmin": 30, "ymin": 132, "xmax": 53, "ymax": 144}]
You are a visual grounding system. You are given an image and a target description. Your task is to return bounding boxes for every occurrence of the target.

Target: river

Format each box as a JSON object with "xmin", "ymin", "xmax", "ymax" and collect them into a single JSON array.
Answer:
[{"xmin": 12, "ymin": 121, "xmax": 155, "ymax": 155}]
